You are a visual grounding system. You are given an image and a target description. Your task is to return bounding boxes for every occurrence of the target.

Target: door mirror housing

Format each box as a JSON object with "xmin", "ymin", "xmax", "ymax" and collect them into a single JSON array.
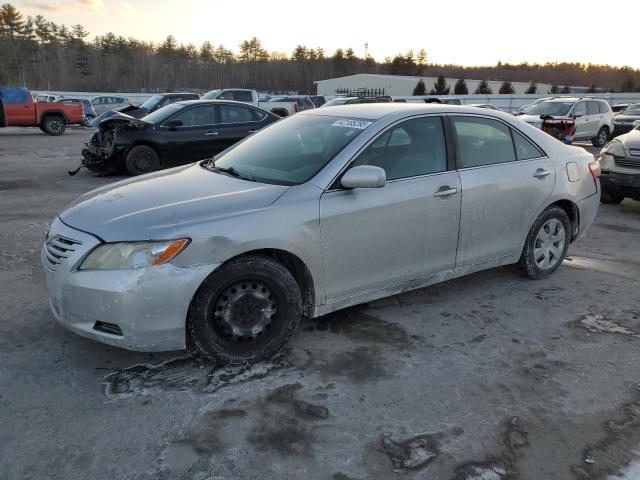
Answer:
[
  {"xmin": 341, "ymin": 165, "xmax": 386, "ymax": 189},
  {"xmin": 166, "ymin": 119, "xmax": 183, "ymax": 128}
]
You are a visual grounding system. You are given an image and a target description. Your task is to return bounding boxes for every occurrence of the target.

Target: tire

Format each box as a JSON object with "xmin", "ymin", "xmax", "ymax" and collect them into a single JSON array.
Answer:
[
  {"xmin": 41, "ymin": 115, "xmax": 66, "ymax": 136},
  {"xmin": 600, "ymin": 188, "xmax": 624, "ymax": 204},
  {"xmin": 124, "ymin": 145, "xmax": 161, "ymax": 176},
  {"xmin": 519, "ymin": 206, "xmax": 571, "ymax": 280},
  {"xmin": 188, "ymin": 255, "xmax": 302, "ymax": 365},
  {"xmin": 591, "ymin": 127, "xmax": 609, "ymax": 147}
]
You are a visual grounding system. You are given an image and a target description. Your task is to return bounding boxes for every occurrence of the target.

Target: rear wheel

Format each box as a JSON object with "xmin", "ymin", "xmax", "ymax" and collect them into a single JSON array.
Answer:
[
  {"xmin": 519, "ymin": 206, "xmax": 571, "ymax": 279},
  {"xmin": 124, "ymin": 145, "xmax": 161, "ymax": 175},
  {"xmin": 188, "ymin": 256, "xmax": 302, "ymax": 365},
  {"xmin": 41, "ymin": 115, "xmax": 66, "ymax": 136},
  {"xmin": 591, "ymin": 127, "xmax": 609, "ymax": 147},
  {"xmin": 600, "ymin": 188, "xmax": 624, "ymax": 204}
]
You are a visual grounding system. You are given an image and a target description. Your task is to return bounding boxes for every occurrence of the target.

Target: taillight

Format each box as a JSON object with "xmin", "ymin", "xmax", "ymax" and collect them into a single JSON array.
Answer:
[
  {"xmin": 588, "ymin": 161, "xmax": 601, "ymax": 179},
  {"xmin": 294, "ymin": 103, "xmax": 300, "ymax": 113}
]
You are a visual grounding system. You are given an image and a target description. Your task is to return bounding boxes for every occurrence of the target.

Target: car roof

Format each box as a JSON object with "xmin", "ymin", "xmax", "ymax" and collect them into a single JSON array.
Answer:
[
  {"xmin": 301, "ymin": 103, "xmax": 509, "ymax": 120},
  {"xmin": 174, "ymin": 99, "xmax": 261, "ymax": 107}
]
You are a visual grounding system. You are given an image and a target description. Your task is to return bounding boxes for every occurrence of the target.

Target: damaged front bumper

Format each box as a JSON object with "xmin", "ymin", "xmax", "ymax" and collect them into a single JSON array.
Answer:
[
  {"xmin": 42, "ymin": 217, "xmax": 219, "ymax": 352},
  {"xmin": 80, "ymin": 132, "xmax": 125, "ymax": 174}
]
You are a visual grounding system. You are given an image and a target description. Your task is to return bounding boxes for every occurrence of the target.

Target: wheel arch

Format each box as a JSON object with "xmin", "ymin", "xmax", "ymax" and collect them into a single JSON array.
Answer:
[
  {"xmin": 547, "ymin": 198, "xmax": 580, "ymax": 242},
  {"xmin": 123, "ymin": 141, "xmax": 164, "ymax": 167},
  {"xmin": 39, "ymin": 110, "xmax": 69, "ymax": 124}
]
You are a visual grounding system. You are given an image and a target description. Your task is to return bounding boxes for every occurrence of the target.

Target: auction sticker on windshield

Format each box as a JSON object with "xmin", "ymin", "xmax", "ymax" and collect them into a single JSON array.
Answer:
[{"xmin": 332, "ymin": 119, "xmax": 373, "ymax": 129}]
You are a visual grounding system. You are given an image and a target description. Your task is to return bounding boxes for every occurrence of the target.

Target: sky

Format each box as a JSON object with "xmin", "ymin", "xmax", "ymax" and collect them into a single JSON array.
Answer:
[{"xmin": 13, "ymin": 0, "xmax": 640, "ymax": 68}]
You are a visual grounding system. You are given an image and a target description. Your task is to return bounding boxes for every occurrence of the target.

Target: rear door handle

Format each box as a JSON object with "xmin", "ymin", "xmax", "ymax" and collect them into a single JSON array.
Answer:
[
  {"xmin": 205, "ymin": 131, "xmax": 219, "ymax": 136},
  {"xmin": 533, "ymin": 168, "xmax": 552, "ymax": 178},
  {"xmin": 433, "ymin": 186, "xmax": 459, "ymax": 197}
]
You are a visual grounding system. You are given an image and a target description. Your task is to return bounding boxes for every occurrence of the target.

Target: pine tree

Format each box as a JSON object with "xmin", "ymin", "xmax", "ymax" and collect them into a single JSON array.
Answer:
[
  {"xmin": 498, "ymin": 81, "xmax": 515, "ymax": 94},
  {"xmin": 413, "ymin": 79, "xmax": 426, "ymax": 96},
  {"xmin": 429, "ymin": 74, "xmax": 450, "ymax": 95},
  {"xmin": 525, "ymin": 81, "xmax": 537, "ymax": 94},
  {"xmin": 475, "ymin": 79, "xmax": 492, "ymax": 94},
  {"xmin": 620, "ymin": 77, "xmax": 635, "ymax": 92},
  {"xmin": 454, "ymin": 79, "xmax": 469, "ymax": 95},
  {"xmin": 548, "ymin": 84, "xmax": 559, "ymax": 94}
]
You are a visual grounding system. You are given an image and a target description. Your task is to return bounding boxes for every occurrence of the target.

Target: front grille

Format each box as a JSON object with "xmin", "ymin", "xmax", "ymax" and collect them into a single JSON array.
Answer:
[
  {"xmin": 43, "ymin": 235, "xmax": 82, "ymax": 271},
  {"xmin": 614, "ymin": 156, "xmax": 640, "ymax": 169}
]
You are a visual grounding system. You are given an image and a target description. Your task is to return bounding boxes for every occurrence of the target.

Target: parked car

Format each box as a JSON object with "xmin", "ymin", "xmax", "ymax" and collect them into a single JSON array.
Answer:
[
  {"xmin": 612, "ymin": 104, "xmax": 640, "ymax": 137},
  {"xmin": 91, "ymin": 95, "xmax": 131, "ymax": 115},
  {"xmin": 611, "ymin": 103, "xmax": 631, "ymax": 113},
  {"xmin": 55, "ymin": 97, "xmax": 97, "ymax": 121},
  {"xmin": 202, "ymin": 89, "xmax": 259, "ymax": 105},
  {"xmin": 45, "ymin": 104, "xmax": 600, "ymax": 363},
  {"xmin": 309, "ymin": 95, "xmax": 326, "ymax": 107},
  {"xmin": 0, "ymin": 87, "xmax": 84, "ymax": 135},
  {"xmin": 322, "ymin": 96, "xmax": 392, "ymax": 107},
  {"xmin": 81, "ymin": 100, "xmax": 279, "ymax": 175},
  {"xmin": 597, "ymin": 126, "xmax": 640, "ymax": 204},
  {"xmin": 518, "ymin": 97, "xmax": 614, "ymax": 147},
  {"xmin": 259, "ymin": 96, "xmax": 315, "ymax": 117}
]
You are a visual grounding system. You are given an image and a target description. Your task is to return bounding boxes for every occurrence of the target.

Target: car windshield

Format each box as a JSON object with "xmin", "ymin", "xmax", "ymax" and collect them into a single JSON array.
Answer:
[
  {"xmin": 622, "ymin": 106, "xmax": 640, "ymax": 116},
  {"xmin": 529, "ymin": 102, "xmax": 573, "ymax": 116},
  {"xmin": 141, "ymin": 103, "xmax": 183, "ymax": 124},
  {"xmin": 206, "ymin": 114, "xmax": 372, "ymax": 185},
  {"xmin": 201, "ymin": 90, "xmax": 221, "ymax": 100},
  {"xmin": 139, "ymin": 95, "xmax": 163, "ymax": 110}
]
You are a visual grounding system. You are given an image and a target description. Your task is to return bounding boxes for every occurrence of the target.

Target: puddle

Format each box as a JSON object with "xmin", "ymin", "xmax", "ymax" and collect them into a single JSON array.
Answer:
[
  {"xmin": 571, "ymin": 313, "xmax": 639, "ymax": 337},
  {"xmin": 103, "ymin": 354, "xmax": 287, "ymax": 399}
]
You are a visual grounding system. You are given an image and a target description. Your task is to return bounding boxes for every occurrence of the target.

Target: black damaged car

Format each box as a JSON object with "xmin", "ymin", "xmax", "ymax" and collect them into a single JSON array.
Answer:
[{"xmin": 81, "ymin": 100, "xmax": 279, "ymax": 175}]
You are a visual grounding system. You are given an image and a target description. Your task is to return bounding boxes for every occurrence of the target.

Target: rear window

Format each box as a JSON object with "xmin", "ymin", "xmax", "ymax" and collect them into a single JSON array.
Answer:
[{"xmin": 233, "ymin": 91, "xmax": 254, "ymax": 103}]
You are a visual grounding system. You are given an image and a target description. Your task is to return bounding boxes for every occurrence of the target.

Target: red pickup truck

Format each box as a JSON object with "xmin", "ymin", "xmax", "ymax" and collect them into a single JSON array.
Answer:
[{"xmin": 0, "ymin": 87, "xmax": 84, "ymax": 135}]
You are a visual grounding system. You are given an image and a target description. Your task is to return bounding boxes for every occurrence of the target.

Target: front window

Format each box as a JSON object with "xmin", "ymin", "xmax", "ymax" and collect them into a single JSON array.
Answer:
[
  {"xmin": 207, "ymin": 114, "xmax": 371, "ymax": 185},
  {"xmin": 529, "ymin": 102, "xmax": 574, "ymax": 116}
]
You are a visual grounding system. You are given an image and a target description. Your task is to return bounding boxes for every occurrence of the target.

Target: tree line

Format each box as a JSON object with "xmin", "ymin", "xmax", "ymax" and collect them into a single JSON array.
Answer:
[{"xmin": 1, "ymin": 3, "xmax": 640, "ymax": 95}]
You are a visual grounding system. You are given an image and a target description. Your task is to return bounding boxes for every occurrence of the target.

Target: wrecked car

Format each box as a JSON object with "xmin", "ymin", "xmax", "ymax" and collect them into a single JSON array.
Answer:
[
  {"xmin": 80, "ymin": 100, "xmax": 279, "ymax": 175},
  {"xmin": 45, "ymin": 104, "xmax": 600, "ymax": 364}
]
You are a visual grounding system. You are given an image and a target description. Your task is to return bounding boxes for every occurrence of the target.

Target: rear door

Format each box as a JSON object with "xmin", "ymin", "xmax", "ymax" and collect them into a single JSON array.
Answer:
[
  {"xmin": 451, "ymin": 115, "xmax": 555, "ymax": 269},
  {"xmin": 586, "ymin": 101, "xmax": 601, "ymax": 137},
  {"xmin": 319, "ymin": 116, "xmax": 461, "ymax": 301},
  {"xmin": 214, "ymin": 104, "xmax": 264, "ymax": 152}
]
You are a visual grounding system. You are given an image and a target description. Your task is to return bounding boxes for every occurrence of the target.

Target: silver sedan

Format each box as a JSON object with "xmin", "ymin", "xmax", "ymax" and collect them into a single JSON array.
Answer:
[{"xmin": 42, "ymin": 104, "xmax": 601, "ymax": 364}]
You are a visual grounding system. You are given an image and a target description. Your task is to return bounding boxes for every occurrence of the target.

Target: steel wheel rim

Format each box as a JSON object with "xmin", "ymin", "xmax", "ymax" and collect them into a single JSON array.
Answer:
[
  {"xmin": 212, "ymin": 281, "xmax": 277, "ymax": 344},
  {"xmin": 133, "ymin": 150, "xmax": 157, "ymax": 171},
  {"xmin": 533, "ymin": 218, "xmax": 566, "ymax": 270}
]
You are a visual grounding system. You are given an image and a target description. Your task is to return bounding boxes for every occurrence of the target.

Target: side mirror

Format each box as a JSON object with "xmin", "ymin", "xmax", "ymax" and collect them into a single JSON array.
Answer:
[
  {"xmin": 166, "ymin": 119, "xmax": 183, "ymax": 128},
  {"xmin": 573, "ymin": 113, "xmax": 583, "ymax": 119},
  {"xmin": 341, "ymin": 165, "xmax": 386, "ymax": 189}
]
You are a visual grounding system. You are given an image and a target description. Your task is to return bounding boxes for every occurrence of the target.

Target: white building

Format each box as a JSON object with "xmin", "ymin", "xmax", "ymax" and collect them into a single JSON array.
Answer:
[{"xmin": 315, "ymin": 73, "xmax": 554, "ymax": 97}]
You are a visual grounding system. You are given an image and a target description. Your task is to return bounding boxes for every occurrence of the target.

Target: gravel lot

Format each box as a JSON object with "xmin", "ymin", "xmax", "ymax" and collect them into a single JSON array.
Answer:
[{"xmin": 1, "ymin": 128, "xmax": 639, "ymax": 480}]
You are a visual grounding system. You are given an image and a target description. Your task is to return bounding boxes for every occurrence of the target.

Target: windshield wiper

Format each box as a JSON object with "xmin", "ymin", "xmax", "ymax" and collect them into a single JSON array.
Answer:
[{"xmin": 212, "ymin": 165, "xmax": 255, "ymax": 182}]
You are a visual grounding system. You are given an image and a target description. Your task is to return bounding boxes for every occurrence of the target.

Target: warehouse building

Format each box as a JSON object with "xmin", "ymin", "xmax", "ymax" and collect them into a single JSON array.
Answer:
[{"xmin": 315, "ymin": 73, "xmax": 554, "ymax": 96}]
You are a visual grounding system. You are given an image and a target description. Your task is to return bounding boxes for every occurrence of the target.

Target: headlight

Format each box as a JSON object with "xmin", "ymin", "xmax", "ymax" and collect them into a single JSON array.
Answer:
[
  {"xmin": 598, "ymin": 141, "xmax": 625, "ymax": 170},
  {"xmin": 79, "ymin": 239, "xmax": 189, "ymax": 270}
]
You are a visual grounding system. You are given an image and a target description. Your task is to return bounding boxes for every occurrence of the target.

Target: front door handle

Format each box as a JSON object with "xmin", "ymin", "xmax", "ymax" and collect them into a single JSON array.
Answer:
[
  {"xmin": 205, "ymin": 131, "xmax": 219, "ymax": 136},
  {"xmin": 533, "ymin": 168, "xmax": 552, "ymax": 178},
  {"xmin": 433, "ymin": 186, "xmax": 459, "ymax": 197}
]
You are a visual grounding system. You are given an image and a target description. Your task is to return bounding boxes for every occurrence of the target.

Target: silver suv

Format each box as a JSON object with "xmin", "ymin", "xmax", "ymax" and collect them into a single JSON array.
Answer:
[
  {"xmin": 598, "ymin": 125, "xmax": 640, "ymax": 203},
  {"xmin": 519, "ymin": 98, "xmax": 614, "ymax": 147}
]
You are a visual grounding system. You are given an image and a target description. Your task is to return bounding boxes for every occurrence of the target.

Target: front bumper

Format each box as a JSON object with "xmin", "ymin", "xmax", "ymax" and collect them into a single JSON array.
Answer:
[
  {"xmin": 42, "ymin": 217, "xmax": 219, "ymax": 352},
  {"xmin": 81, "ymin": 141, "xmax": 126, "ymax": 174},
  {"xmin": 601, "ymin": 170, "xmax": 640, "ymax": 199}
]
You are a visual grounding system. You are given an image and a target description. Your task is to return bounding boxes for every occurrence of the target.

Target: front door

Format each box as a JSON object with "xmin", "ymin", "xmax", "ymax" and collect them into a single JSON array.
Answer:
[
  {"xmin": 450, "ymin": 115, "xmax": 556, "ymax": 268},
  {"xmin": 319, "ymin": 116, "xmax": 461, "ymax": 302}
]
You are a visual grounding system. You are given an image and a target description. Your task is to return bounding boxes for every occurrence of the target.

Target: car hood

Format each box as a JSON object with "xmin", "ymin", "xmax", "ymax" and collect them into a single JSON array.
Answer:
[
  {"xmin": 620, "ymin": 129, "xmax": 640, "ymax": 149},
  {"xmin": 614, "ymin": 114, "xmax": 640, "ymax": 122},
  {"xmin": 517, "ymin": 114, "xmax": 544, "ymax": 125},
  {"xmin": 97, "ymin": 111, "xmax": 152, "ymax": 129},
  {"xmin": 60, "ymin": 163, "xmax": 289, "ymax": 241}
]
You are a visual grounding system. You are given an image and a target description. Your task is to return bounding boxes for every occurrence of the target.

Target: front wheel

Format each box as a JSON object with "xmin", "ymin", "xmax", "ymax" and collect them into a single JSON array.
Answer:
[
  {"xmin": 591, "ymin": 127, "xmax": 609, "ymax": 147},
  {"xmin": 188, "ymin": 256, "xmax": 302, "ymax": 365},
  {"xmin": 124, "ymin": 145, "xmax": 161, "ymax": 175},
  {"xmin": 519, "ymin": 206, "xmax": 571, "ymax": 279},
  {"xmin": 41, "ymin": 116, "xmax": 66, "ymax": 136}
]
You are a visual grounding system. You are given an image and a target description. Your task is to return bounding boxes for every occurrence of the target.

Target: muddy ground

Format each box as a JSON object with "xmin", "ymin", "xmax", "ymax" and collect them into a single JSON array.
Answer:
[{"xmin": 1, "ymin": 128, "xmax": 639, "ymax": 480}]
